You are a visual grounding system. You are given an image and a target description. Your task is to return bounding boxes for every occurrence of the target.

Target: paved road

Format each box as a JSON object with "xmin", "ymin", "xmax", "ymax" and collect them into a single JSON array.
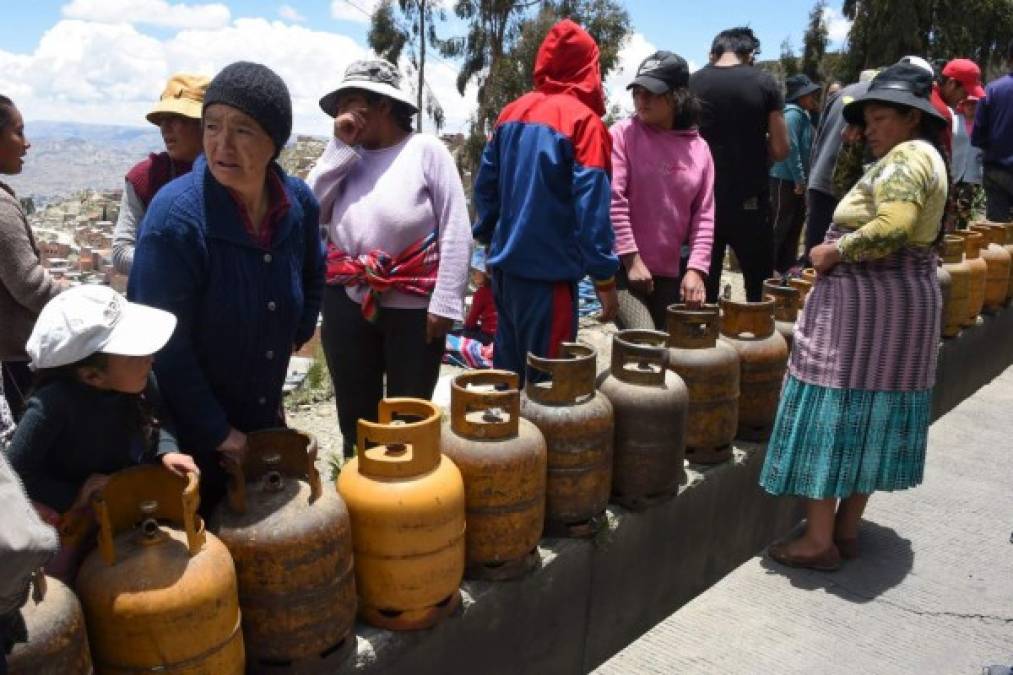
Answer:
[{"xmin": 596, "ymin": 365, "xmax": 1013, "ymax": 675}]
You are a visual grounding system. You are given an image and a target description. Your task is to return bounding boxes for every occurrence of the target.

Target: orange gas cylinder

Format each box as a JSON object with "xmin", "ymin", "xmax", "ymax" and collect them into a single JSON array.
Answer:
[
  {"xmin": 789, "ymin": 277, "xmax": 812, "ymax": 306},
  {"xmin": 666, "ymin": 304, "xmax": 740, "ymax": 465},
  {"xmin": 441, "ymin": 370, "xmax": 547, "ymax": 580},
  {"xmin": 719, "ymin": 299, "xmax": 789, "ymax": 442},
  {"xmin": 597, "ymin": 330, "xmax": 688, "ymax": 510},
  {"xmin": 211, "ymin": 429, "xmax": 356, "ymax": 671},
  {"xmin": 75, "ymin": 466, "xmax": 244, "ymax": 675},
  {"xmin": 8, "ymin": 576, "xmax": 93, "ymax": 675},
  {"xmin": 954, "ymin": 230, "xmax": 988, "ymax": 325},
  {"xmin": 969, "ymin": 222, "xmax": 1011, "ymax": 311},
  {"xmin": 763, "ymin": 278, "xmax": 801, "ymax": 352},
  {"xmin": 520, "ymin": 344, "xmax": 614, "ymax": 538},
  {"xmin": 940, "ymin": 235, "xmax": 970, "ymax": 338},
  {"xmin": 338, "ymin": 399, "xmax": 465, "ymax": 630}
]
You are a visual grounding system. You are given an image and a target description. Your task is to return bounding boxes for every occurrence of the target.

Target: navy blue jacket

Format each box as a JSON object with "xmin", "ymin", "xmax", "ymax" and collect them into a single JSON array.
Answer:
[
  {"xmin": 128, "ymin": 155, "xmax": 324, "ymax": 460},
  {"xmin": 972, "ymin": 73, "xmax": 1013, "ymax": 169}
]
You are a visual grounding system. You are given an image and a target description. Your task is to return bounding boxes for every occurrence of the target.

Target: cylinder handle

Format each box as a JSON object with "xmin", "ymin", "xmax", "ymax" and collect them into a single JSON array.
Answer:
[
  {"xmin": 524, "ymin": 343, "xmax": 597, "ymax": 405},
  {"xmin": 666, "ymin": 304, "xmax": 720, "ymax": 349},
  {"xmin": 610, "ymin": 330, "xmax": 668, "ymax": 386},
  {"xmin": 357, "ymin": 398, "xmax": 443, "ymax": 478},
  {"xmin": 449, "ymin": 370, "xmax": 520, "ymax": 440},
  {"xmin": 226, "ymin": 429, "xmax": 322, "ymax": 515}
]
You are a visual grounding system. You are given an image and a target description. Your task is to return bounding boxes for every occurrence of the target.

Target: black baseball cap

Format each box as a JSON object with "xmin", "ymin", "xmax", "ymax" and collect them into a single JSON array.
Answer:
[{"xmin": 627, "ymin": 51, "xmax": 690, "ymax": 94}]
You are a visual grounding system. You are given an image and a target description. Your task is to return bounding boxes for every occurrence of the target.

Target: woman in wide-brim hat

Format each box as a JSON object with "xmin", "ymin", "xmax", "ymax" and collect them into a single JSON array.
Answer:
[
  {"xmin": 112, "ymin": 73, "xmax": 210, "ymax": 275},
  {"xmin": 759, "ymin": 63, "xmax": 949, "ymax": 571},
  {"xmin": 307, "ymin": 58, "xmax": 471, "ymax": 458}
]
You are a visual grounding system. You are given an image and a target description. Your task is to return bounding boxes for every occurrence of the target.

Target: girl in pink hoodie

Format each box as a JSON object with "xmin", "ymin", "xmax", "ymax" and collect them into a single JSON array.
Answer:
[{"xmin": 610, "ymin": 51, "xmax": 715, "ymax": 329}]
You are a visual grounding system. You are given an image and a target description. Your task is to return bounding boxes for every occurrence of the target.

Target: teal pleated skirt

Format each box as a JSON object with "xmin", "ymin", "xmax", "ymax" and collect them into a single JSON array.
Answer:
[{"xmin": 759, "ymin": 375, "xmax": 932, "ymax": 499}]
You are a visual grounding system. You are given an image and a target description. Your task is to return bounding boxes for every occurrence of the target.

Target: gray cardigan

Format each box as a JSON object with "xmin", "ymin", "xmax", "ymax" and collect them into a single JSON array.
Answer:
[{"xmin": 0, "ymin": 183, "xmax": 60, "ymax": 361}]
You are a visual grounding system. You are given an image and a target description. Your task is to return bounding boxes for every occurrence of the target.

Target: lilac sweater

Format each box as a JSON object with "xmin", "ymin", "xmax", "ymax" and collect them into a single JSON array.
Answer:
[
  {"xmin": 609, "ymin": 117, "xmax": 715, "ymax": 278},
  {"xmin": 307, "ymin": 134, "xmax": 471, "ymax": 320}
]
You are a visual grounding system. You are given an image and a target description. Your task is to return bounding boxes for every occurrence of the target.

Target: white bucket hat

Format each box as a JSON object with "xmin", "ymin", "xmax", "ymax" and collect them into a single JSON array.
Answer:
[
  {"xmin": 26, "ymin": 286, "xmax": 177, "ymax": 370},
  {"xmin": 318, "ymin": 59, "xmax": 419, "ymax": 117}
]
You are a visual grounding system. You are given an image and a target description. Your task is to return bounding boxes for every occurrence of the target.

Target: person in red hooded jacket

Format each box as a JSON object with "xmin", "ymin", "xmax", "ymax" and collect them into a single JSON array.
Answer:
[{"xmin": 473, "ymin": 19, "xmax": 619, "ymax": 384}]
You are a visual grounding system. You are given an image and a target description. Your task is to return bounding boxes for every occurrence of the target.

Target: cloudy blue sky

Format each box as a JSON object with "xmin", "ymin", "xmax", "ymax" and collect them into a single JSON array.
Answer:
[{"xmin": 2, "ymin": 1, "xmax": 852, "ymax": 135}]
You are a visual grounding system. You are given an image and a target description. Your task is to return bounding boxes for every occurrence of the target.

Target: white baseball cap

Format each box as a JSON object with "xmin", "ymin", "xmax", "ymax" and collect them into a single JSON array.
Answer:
[{"xmin": 26, "ymin": 286, "xmax": 177, "ymax": 369}]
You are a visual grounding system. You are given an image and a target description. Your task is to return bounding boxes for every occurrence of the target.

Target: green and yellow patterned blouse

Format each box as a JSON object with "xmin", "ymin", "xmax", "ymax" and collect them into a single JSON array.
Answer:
[{"xmin": 833, "ymin": 139, "xmax": 948, "ymax": 262}]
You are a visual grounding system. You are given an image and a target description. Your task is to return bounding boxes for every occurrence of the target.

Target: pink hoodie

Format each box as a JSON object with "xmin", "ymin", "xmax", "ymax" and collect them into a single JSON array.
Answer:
[{"xmin": 609, "ymin": 116, "xmax": 715, "ymax": 278}]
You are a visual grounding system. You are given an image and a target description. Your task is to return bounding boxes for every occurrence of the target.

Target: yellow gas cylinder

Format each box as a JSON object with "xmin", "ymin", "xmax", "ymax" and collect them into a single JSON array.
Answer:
[
  {"xmin": 8, "ymin": 575, "xmax": 93, "ymax": 675},
  {"xmin": 940, "ymin": 235, "xmax": 971, "ymax": 338},
  {"xmin": 75, "ymin": 465, "xmax": 244, "ymax": 674},
  {"xmin": 338, "ymin": 399, "xmax": 465, "ymax": 630},
  {"xmin": 211, "ymin": 429, "xmax": 356, "ymax": 671},
  {"xmin": 597, "ymin": 330, "xmax": 688, "ymax": 510},
  {"xmin": 520, "ymin": 344, "xmax": 614, "ymax": 538},
  {"xmin": 763, "ymin": 278, "xmax": 801, "ymax": 352},
  {"xmin": 969, "ymin": 222, "xmax": 1011, "ymax": 311},
  {"xmin": 442, "ymin": 371, "xmax": 547, "ymax": 580},
  {"xmin": 719, "ymin": 299, "xmax": 789, "ymax": 442},
  {"xmin": 954, "ymin": 230, "xmax": 988, "ymax": 324}
]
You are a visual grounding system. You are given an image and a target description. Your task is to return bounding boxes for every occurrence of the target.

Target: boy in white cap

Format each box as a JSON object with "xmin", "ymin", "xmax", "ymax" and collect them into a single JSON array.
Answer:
[{"xmin": 2, "ymin": 286, "xmax": 196, "ymax": 527}]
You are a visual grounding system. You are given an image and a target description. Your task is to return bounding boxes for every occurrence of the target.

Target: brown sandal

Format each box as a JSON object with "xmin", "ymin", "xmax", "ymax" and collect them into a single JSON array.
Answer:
[
  {"xmin": 834, "ymin": 537, "xmax": 860, "ymax": 560},
  {"xmin": 767, "ymin": 542, "xmax": 842, "ymax": 572}
]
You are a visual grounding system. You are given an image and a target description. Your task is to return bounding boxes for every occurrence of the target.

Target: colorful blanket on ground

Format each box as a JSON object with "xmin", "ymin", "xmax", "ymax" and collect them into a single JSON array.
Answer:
[
  {"xmin": 443, "ymin": 334, "xmax": 494, "ymax": 369},
  {"xmin": 325, "ymin": 231, "xmax": 439, "ymax": 321}
]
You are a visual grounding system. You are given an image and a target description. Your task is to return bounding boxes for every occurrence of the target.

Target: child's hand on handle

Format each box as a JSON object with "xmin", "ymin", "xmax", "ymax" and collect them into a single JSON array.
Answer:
[{"xmin": 161, "ymin": 452, "xmax": 200, "ymax": 477}]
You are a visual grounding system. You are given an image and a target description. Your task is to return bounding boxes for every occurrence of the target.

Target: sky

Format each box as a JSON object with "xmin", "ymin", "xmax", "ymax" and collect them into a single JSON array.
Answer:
[{"xmin": 1, "ymin": 1, "xmax": 853, "ymax": 136}]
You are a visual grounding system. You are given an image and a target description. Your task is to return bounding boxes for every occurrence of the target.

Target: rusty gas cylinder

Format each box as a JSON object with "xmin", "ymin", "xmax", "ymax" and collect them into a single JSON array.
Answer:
[
  {"xmin": 762, "ymin": 278, "xmax": 801, "ymax": 352},
  {"xmin": 211, "ymin": 429, "xmax": 355, "ymax": 671},
  {"xmin": 520, "ymin": 344, "xmax": 614, "ymax": 538},
  {"xmin": 789, "ymin": 277, "xmax": 813, "ymax": 306},
  {"xmin": 953, "ymin": 230, "xmax": 987, "ymax": 325},
  {"xmin": 441, "ymin": 370, "xmax": 547, "ymax": 580},
  {"xmin": 597, "ymin": 330, "xmax": 688, "ymax": 510},
  {"xmin": 940, "ymin": 235, "xmax": 970, "ymax": 338},
  {"xmin": 666, "ymin": 304, "xmax": 740, "ymax": 464},
  {"xmin": 338, "ymin": 399, "xmax": 465, "ymax": 630},
  {"xmin": 969, "ymin": 222, "xmax": 1011, "ymax": 311},
  {"xmin": 75, "ymin": 466, "xmax": 244, "ymax": 674},
  {"xmin": 719, "ymin": 299, "xmax": 789, "ymax": 442},
  {"xmin": 1003, "ymin": 222, "xmax": 1013, "ymax": 302},
  {"xmin": 8, "ymin": 576, "xmax": 93, "ymax": 675}
]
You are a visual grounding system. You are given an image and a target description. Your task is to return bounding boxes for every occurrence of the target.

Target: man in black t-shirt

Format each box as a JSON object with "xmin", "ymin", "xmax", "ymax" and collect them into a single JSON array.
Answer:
[{"xmin": 689, "ymin": 27, "xmax": 788, "ymax": 301}]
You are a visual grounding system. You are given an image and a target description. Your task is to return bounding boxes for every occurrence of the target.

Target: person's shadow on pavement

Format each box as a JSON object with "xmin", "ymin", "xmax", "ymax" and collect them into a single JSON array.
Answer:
[{"xmin": 758, "ymin": 520, "xmax": 914, "ymax": 602}]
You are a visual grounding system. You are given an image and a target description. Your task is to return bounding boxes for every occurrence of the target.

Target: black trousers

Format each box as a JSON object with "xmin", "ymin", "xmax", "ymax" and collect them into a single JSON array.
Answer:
[
  {"xmin": 769, "ymin": 177, "xmax": 806, "ymax": 274},
  {"xmin": 706, "ymin": 190, "xmax": 773, "ymax": 303},
  {"xmin": 321, "ymin": 286, "xmax": 444, "ymax": 457},
  {"xmin": 2, "ymin": 361, "xmax": 33, "ymax": 421},
  {"xmin": 803, "ymin": 188, "xmax": 840, "ymax": 263}
]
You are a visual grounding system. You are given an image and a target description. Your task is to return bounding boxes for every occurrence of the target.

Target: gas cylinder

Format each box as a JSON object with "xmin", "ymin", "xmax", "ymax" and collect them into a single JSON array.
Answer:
[
  {"xmin": 789, "ymin": 277, "xmax": 812, "ymax": 306},
  {"xmin": 75, "ymin": 465, "xmax": 244, "ymax": 674},
  {"xmin": 666, "ymin": 304, "xmax": 740, "ymax": 464},
  {"xmin": 338, "ymin": 399, "xmax": 465, "ymax": 630},
  {"xmin": 762, "ymin": 278, "xmax": 801, "ymax": 351},
  {"xmin": 597, "ymin": 330, "xmax": 688, "ymax": 510},
  {"xmin": 211, "ymin": 429, "xmax": 355, "ymax": 671},
  {"xmin": 941, "ymin": 235, "xmax": 971, "ymax": 337},
  {"xmin": 1002, "ymin": 222, "xmax": 1013, "ymax": 302},
  {"xmin": 441, "ymin": 370, "xmax": 547, "ymax": 580},
  {"xmin": 520, "ymin": 344, "xmax": 614, "ymax": 538},
  {"xmin": 954, "ymin": 230, "xmax": 988, "ymax": 325},
  {"xmin": 969, "ymin": 222, "xmax": 1011, "ymax": 312},
  {"xmin": 8, "ymin": 576, "xmax": 93, "ymax": 675},
  {"xmin": 719, "ymin": 299, "xmax": 789, "ymax": 442}
]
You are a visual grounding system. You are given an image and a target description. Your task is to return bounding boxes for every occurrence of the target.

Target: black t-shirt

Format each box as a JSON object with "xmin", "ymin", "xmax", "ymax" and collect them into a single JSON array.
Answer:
[{"xmin": 689, "ymin": 64, "xmax": 784, "ymax": 204}]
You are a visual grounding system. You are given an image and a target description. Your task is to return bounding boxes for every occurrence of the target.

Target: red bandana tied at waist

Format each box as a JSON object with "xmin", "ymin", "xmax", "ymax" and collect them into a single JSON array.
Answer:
[{"xmin": 325, "ymin": 231, "xmax": 439, "ymax": 321}]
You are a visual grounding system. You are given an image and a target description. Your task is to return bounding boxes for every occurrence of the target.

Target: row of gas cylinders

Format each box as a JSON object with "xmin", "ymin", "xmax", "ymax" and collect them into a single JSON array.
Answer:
[
  {"xmin": 936, "ymin": 222, "xmax": 1013, "ymax": 337},
  {"xmin": 10, "ymin": 299, "xmax": 797, "ymax": 674}
]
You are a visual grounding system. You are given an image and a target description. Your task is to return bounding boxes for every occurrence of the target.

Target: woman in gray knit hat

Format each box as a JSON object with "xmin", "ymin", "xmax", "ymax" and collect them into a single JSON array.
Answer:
[{"xmin": 129, "ymin": 61, "xmax": 325, "ymax": 512}]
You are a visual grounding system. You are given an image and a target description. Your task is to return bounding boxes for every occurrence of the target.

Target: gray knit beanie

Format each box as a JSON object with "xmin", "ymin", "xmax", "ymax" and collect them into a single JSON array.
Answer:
[{"xmin": 203, "ymin": 61, "xmax": 292, "ymax": 158}]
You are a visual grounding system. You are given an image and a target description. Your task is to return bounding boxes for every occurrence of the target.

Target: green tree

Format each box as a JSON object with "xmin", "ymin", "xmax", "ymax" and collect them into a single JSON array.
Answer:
[
  {"xmin": 780, "ymin": 37, "xmax": 800, "ymax": 77},
  {"xmin": 801, "ymin": 0, "xmax": 828, "ymax": 81},
  {"xmin": 368, "ymin": 0, "xmax": 448, "ymax": 131}
]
